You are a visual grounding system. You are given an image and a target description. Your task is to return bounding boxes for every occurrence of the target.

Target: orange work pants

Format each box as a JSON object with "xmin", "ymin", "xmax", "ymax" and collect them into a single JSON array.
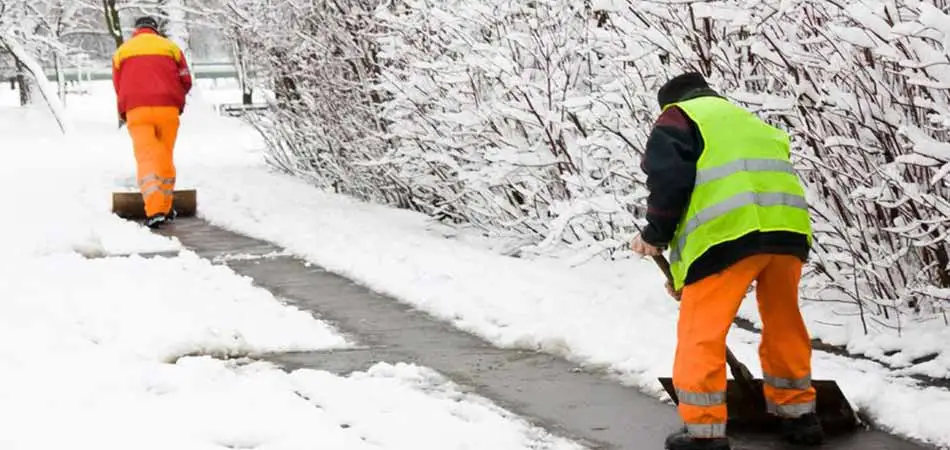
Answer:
[
  {"xmin": 126, "ymin": 106, "xmax": 180, "ymax": 218},
  {"xmin": 672, "ymin": 253, "xmax": 816, "ymax": 438}
]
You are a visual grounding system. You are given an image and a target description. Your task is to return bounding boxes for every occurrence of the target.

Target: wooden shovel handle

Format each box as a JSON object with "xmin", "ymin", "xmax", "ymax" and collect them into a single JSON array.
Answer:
[
  {"xmin": 726, "ymin": 347, "xmax": 756, "ymax": 383},
  {"xmin": 652, "ymin": 254, "xmax": 674, "ymax": 282}
]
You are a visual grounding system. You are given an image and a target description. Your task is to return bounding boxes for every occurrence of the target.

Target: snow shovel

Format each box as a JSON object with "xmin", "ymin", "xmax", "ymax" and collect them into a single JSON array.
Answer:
[
  {"xmin": 649, "ymin": 254, "xmax": 858, "ymax": 435},
  {"xmin": 112, "ymin": 189, "xmax": 197, "ymax": 220}
]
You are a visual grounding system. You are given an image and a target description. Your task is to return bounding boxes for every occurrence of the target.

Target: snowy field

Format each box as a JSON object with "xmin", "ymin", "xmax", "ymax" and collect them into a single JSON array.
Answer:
[
  {"xmin": 2, "ymin": 78, "xmax": 950, "ymax": 449},
  {"xmin": 0, "ymin": 84, "xmax": 581, "ymax": 450}
]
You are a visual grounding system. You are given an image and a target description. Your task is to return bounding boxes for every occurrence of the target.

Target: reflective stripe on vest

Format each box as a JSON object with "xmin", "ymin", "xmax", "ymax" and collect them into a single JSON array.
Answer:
[
  {"xmin": 669, "ymin": 192, "xmax": 809, "ymax": 263},
  {"xmin": 694, "ymin": 158, "xmax": 795, "ymax": 185},
  {"xmin": 665, "ymin": 96, "xmax": 812, "ymax": 289}
]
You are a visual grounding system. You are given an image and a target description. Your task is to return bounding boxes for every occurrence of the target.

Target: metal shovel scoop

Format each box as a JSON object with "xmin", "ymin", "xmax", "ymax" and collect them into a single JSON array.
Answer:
[{"xmin": 649, "ymin": 254, "xmax": 858, "ymax": 435}]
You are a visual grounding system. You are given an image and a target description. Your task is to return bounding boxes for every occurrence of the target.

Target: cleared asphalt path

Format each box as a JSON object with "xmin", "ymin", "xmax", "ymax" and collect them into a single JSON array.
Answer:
[{"xmin": 156, "ymin": 218, "xmax": 937, "ymax": 450}]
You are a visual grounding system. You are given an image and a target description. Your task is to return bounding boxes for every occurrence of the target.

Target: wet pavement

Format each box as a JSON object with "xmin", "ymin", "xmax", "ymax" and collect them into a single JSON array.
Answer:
[{"xmin": 155, "ymin": 218, "xmax": 939, "ymax": 450}]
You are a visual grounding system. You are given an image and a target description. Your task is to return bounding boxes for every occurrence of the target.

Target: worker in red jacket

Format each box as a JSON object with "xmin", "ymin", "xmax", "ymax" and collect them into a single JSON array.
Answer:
[{"xmin": 112, "ymin": 16, "xmax": 192, "ymax": 228}]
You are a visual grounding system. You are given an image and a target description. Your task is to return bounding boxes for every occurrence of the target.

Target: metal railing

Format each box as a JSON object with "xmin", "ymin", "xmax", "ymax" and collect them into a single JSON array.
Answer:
[{"xmin": 1, "ymin": 62, "xmax": 248, "ymax": 82}]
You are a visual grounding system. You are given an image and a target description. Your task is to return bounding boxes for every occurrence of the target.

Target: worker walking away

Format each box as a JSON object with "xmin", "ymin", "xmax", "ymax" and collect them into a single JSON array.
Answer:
[
  {"xmin": 112, "ymin": 16, "xmax": 192, "ymax": 228},
  {"xmin": 629, "ymin": 72, "xmax": 823, "ymax": 450}
]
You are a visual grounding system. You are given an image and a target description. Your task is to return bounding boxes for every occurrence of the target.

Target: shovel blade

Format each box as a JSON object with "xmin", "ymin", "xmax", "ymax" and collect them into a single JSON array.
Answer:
[
  {"xmin": 112, "ymin": 189, "xmax": 197, "ymax": 220},
  {"xmin": 658, "ymin": 377, "xmax": 858, "ymax": 435}
]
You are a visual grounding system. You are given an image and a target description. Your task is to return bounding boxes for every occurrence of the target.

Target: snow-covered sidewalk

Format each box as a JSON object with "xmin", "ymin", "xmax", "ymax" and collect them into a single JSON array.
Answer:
[{"xmin": 0, "ymin": 85, "xmax": 580, "ymax": 450}]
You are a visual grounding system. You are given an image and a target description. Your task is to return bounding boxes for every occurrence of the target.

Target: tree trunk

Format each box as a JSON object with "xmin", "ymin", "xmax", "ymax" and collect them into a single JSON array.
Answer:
[
  {"xmin": 103, "ymin": 0, "xmax": 123, "ymax": 48},
  {"xmin": 232, "ymin": 36, "xmax": 253, "ymax": 105},
  {"xmin": 54, "ymin": 55, "xmax": 66, "ymax": 105},
  {"xmin": 16, "ymin": 58, "xmax": 32, "ymax": 106},
  {"xmin": 55, "ymin": 12, "xmax": 67, "ymax": 104},
  {"xmin": 102, "ymin": 0, "xmax": 122, "ymax": 126}
]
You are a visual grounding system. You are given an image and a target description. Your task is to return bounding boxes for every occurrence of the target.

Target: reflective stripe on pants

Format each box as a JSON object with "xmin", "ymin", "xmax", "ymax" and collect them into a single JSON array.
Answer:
[
  {"xmin": 763, "ymin": 373, "xmax": 816, "ymax": 418},
  {"xmin": 677, "ymin": 389, "xmax": 725, "ymax": 407},
  {"xmin": 686, "ymin": 423, "xmax": 727, "ymax": 439},
  {"xmin": 764, "ymin": 373, "xmax": 811, "ymax": 390},
  {"xmin": 676, "ymin": 388, "xmax": 727, "ymax": 438},
  {"xmin": 767, "ymin": 400, "xmax": 816, "ymax": 417},
  {"xmin": 138, "ymin": 174, "xmax": 176, "ymax": 188}
]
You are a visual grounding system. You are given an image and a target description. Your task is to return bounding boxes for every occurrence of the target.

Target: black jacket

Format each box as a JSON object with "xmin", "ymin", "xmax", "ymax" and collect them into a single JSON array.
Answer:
[{"xmin": 640, "ymin": 87, "xmax": 810, "ymax": 286}]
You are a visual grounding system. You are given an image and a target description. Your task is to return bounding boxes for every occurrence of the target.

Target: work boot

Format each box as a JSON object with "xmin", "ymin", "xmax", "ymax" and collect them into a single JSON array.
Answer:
[
  {"xmin": 144, "ymin": 213, "xmax": 168, "ymax": 229},
  {"xmin": 781, "ymin": 413, "xmax": 824, "ymax": 445},
  {"xmin": 664, "ymin": 430, "xmax": 730, "ymax": 450},
  {"xmin": 166, "ymin": 208, "xmax": 178, "ymax": 222}
]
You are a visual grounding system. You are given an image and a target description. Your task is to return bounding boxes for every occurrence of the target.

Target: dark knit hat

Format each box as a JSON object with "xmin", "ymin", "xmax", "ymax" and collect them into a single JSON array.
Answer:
[
  {"xmin": 657, "ymin": 72, "xmax": 710, "ymax": 109},
  {"xmin": 134, "ymin": 16, "xmax": 160, "ymax": 31}
]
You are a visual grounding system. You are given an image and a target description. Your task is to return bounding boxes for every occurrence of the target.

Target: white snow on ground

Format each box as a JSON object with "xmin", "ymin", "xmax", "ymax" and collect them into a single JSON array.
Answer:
[
  {"xmin": 0, "ymin": 83, "xmax": 584, "ymax": 450},
  {"xmin": 142, "ymin": 82, "xmax": 950, "ymax": 447},
  {"xmin": 7, "ymin": 77, "xmax": 950, "ymax": 448}
]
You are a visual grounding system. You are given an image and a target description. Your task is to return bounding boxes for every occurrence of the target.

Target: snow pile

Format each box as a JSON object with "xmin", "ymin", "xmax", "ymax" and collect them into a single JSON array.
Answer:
[
  {"xmin": 0, "ymin": 252, "xmax": 348, "ymax": 362},
  {"xmin": 0, "ymin": 354, "xmax": 579, "ymax": 449}
]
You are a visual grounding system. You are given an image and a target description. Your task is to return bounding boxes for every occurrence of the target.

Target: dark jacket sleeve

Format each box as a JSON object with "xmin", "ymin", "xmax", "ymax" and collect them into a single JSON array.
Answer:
[{"xmin": 639, "ymin": 106, "xmax": 702, "ymax": 247}]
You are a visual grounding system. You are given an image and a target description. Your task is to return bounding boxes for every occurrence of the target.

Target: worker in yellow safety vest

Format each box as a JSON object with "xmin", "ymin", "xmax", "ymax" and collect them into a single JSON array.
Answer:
[{"xmin": 630, "ymin": 72, "xmax": 823, "ymax": 450}]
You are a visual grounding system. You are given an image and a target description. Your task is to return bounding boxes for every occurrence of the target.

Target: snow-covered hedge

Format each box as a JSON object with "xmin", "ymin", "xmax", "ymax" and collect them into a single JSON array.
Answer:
[
  {"xmin": 222, "ymin": 0, "xmax": 413, "ymax": 206},
  {"xmin": 227, "ymin": 0, "xmax": 950, "ymax": 332}
]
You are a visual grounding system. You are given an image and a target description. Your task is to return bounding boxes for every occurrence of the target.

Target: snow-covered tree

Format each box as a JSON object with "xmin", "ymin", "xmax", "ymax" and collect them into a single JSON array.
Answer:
[
  {"xmin": 0, "ymin": 0, "xmax": 71, "ymax": 132},
  {"xmin": 156, "ymin": 0, "xmax": 188, "ymax": 52},
  {"xmin": 221, "ymin": 0, "xmax": 401, "ymax": 204},
  {"xmin": 610, "ymin": 1, "xmax": 950, "ymax": 331},
  {"xmin": 219, "ymin": 0, "xmax": 950, "ymax": 332},
  {"xmin": 375, "ymin": 0, "xmax": 647, "ymax": 250},
  {"xmin": 23, "ymin": 1, "xmax": 105, "ymax": 101},
  {"xmin": 374, "ymin": 0, "xmax": 950, "ymax": 330}
]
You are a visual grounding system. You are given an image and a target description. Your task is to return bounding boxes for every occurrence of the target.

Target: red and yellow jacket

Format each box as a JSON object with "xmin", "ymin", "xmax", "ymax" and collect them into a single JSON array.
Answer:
[{"xmin": 112, "ymin": 28, "xmax": 193, "ymax": 118}]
